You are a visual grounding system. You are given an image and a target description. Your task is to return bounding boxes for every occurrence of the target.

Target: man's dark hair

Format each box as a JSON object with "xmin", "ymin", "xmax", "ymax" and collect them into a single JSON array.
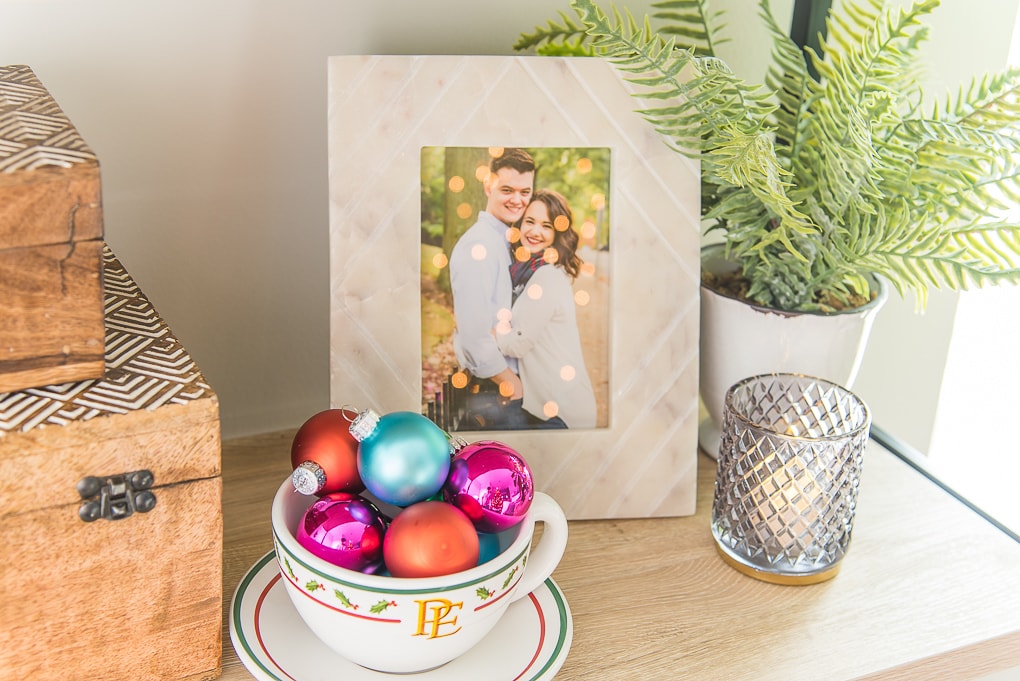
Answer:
[{"xmin": 490, "ymin": 147, "xmax": 535, "ymax": 175}]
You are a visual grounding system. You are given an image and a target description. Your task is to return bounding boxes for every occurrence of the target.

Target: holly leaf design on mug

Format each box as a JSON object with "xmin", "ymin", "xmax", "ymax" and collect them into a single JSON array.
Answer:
[
  {"xmin": 370, "ymin": 599, "xmax": 398, "ymax": 614},
  {"xmin": 502, "ymin": 566, "xmax": 519, "ymax": 589},
  {"xmin": 476, "ymin": 586, "xmax": 495, "ymax": 600},
  {"xmin": 334, "ymin": 589, "xmax": 359, "ymax": 610}
]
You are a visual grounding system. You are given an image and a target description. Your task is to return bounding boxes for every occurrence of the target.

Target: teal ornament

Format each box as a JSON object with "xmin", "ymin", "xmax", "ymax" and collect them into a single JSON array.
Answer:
[
  {"xmin": 350, "ymin": 409, "xmax": 451, "ymax": 507},
  {"xmin": 477, "ymin": 531, "xmax": 501, "ymax": 566}
]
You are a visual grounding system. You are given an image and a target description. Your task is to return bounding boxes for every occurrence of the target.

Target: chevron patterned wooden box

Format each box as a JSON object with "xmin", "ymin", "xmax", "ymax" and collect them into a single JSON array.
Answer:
[
  {"xmin": 0, "ymin": 64, "xmax": 105, "ymax": 393},
  {"xmin": 0, "ymin": 248, "xmax": 222, "ymax": 681}
]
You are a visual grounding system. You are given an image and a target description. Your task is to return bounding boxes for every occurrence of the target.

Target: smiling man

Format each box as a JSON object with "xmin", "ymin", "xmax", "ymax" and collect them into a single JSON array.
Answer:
[{"xmin": 449, "ymin": 147, "xmax": 535, "ymax": 430}]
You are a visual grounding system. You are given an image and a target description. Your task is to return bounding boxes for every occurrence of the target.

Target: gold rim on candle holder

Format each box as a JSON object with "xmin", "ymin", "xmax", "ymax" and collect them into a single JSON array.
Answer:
[{"xmin": 714, "ymin": 543, "xmax": 842, "ymax": 586}]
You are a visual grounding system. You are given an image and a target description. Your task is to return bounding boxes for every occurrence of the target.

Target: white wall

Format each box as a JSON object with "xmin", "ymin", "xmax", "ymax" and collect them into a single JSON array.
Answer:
[{"xmin": 0, "ymin": 0, "xmax": 661, "ymax": 437}]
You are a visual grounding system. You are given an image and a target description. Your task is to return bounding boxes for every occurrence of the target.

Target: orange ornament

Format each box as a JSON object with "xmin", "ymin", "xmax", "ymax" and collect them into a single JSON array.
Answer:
[{"xmin": 383, "ymin": 501, "xmax": 480, "ymax": 578}]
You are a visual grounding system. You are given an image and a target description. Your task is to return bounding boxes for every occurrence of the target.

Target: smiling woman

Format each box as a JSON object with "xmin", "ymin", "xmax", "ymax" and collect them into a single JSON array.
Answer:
[{"xmin": 498, "ymin": 188, "xmax": 597, "ymax": 430}]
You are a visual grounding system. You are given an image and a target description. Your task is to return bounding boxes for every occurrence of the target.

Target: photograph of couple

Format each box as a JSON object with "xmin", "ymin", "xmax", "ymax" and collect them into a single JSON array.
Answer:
[{"xmin": 421, "ymin": 146, "xmax": 611, "ymax": 432}]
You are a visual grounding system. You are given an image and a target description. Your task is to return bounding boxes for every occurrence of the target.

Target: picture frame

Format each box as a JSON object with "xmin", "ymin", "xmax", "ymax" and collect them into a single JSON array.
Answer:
[{"xmin": 328, "ymin": 55, "xmax": 701, "ymax": 519}]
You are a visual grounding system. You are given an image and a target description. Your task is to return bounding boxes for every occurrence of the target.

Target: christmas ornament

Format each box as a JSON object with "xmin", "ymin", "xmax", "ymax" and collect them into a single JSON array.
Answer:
[
  {"xmin": 383, "ymin": 501, "xmax": 479, "ymax": 578},
  {"xmin": 350, "ymin": 409, "xmax": 451, "ymax": 507},
  {"xmin": 290, "ymin": 409, "xmax": 363, "ymax": 496},
  {"xmin": 477, "ymin": 531, "xmax": 502, "ymax": 566},
  {"xmin": 444, "ymin": 440, "xmax": 534, "ymax": 532},
  {"xmin": 296, "ymin": 492, "xmax": 387, "ymax": 573}
]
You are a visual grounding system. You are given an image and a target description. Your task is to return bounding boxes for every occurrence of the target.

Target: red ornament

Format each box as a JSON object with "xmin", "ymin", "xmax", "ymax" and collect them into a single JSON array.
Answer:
[
  {"xmin": 290, "ymin": 409, "xmax": 364, "ymax": 495},
  {"xmin": 383, "ymin": 501, "xmax": 480, "ymax": 578}
]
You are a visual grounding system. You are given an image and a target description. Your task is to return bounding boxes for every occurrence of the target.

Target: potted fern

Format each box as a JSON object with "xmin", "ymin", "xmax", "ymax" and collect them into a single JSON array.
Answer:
[{"xmin": 517, "ymin": 0, "xmax": 1020, "ymax": 455}]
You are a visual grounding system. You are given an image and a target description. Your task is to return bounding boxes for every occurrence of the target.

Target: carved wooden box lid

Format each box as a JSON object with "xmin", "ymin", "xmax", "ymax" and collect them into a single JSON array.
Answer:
[
  {"xmin": 0, "ymin": 64, "xmax": 102, "ymax": 248},
  {"xmin": 0, "ymin": 247, "xmax": 217, "ymax": 431}
]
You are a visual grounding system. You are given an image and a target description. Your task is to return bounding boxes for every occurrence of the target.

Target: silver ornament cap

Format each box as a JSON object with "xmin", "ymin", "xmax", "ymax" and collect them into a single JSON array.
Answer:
[
  {"xmin": 448, "ymin": 434, "xmax": 469, "ymax": 454},
  {"xmin": 349, "ymin": 408, "xmax": 380, "ymax": 442},
  {"xmin": 291, "ymin": 460, "xmax": 327, "ymax": 495}
]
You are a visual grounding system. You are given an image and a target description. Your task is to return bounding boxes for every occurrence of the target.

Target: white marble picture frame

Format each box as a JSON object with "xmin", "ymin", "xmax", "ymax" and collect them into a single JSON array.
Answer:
[{"xmin": 328, "ymin": 55, "xmax": 701, "ymax": 519}]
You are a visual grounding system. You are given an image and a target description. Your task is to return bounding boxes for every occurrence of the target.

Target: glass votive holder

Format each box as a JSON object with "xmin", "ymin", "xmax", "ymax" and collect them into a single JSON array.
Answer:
[{"xmin": 711, "ymin": 373, "xmax": 871, "ymax": 585}]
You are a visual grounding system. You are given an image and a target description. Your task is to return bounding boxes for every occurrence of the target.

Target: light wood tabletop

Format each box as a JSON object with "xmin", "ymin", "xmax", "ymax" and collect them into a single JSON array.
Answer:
[{"xmin": 218, "ymin": 429, "xmax": 1020, "ymax": 680}]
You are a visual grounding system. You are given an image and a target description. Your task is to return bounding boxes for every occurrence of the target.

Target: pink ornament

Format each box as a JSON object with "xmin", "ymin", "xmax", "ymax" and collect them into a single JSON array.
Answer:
[
  {"xmin": 296, "ymin": 492, "xmax": 387, "ymax": 573},
  {"xmin": 443, "ymin": 441, "xmax": 534, "ymax": 533}
]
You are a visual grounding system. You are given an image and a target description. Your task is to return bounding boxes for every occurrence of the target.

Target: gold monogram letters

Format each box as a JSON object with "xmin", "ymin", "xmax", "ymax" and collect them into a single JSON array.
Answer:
[{"xmin": 413, "ymin": 598, "xmax": 463, "ymax": 639}]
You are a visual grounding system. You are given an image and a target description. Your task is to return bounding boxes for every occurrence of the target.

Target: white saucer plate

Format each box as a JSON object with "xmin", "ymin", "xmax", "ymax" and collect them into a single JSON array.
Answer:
[{"xmin": 230, "ymin": 551, "xmax": 573, "ymax": 680}]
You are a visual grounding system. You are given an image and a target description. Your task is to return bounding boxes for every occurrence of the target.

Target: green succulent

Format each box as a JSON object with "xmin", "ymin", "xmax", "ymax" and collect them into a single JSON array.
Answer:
[{"xmin": 516, "ymin": 0, "xmax": 1020, "ymax": 311}]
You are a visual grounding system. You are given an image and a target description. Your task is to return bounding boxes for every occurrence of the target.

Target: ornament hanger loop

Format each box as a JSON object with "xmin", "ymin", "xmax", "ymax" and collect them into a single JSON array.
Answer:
[{"xmin": 339, "ymin": 405, "xmax": 361, "ymax": 423}]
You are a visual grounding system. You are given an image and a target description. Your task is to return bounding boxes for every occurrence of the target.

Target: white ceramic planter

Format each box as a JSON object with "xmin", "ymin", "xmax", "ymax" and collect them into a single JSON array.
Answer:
[{"xmin": 699, "ymin": 245, "xmax": 888, "ymax": 458}]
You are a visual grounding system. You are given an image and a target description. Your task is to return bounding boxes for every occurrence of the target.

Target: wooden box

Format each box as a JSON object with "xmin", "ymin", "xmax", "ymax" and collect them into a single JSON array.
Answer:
[
  {"xmin": 0, "ymin": 247, "xmax": 222, "ymax": 681},
  {"xmin": 0, "ymin": 64, "xmax": 105, "ymax": 392}
]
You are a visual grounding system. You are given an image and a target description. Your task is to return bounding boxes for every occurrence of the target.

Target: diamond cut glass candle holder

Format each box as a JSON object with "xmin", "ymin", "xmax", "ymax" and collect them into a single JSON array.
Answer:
[{"xmin": 711, "ymin": 373, "xmax": 871, "ymax": 585}]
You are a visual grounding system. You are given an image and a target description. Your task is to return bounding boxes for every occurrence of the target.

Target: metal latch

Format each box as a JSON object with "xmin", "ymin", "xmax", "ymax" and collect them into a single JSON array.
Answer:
[{"xmin": 77, "ymin": 470, "xmax": 156, "ymax": 522}]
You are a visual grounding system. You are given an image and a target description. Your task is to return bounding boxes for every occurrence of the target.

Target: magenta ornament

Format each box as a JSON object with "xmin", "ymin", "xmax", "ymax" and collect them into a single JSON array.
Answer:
[
  {"xmin": 296, "ymin": 492, "xmax": 387, "ymax": 573},
  {"xmin": 443, "ymin": 440, "xmax": 534, "ymax": 533}
]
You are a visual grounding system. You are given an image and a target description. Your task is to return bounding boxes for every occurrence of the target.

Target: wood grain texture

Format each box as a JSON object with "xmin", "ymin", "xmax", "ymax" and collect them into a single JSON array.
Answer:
[
  {"xmin": 0, "ymin": 162, "xmax": 103, "ymax": 246},
  {"xmin": 0, "ymin": 247, "xmax": 222, "ymax": 681},
  {"xmin": 218, "ymin": 431, "xmax": 1020, "ymax": 681},
  {"xmin": 0, "ymin": 64, "xmax": 103, "ymax": 246},
  {"xmin": 0, "ymin": 239, "xmax": 104, "ymax": 391},
  {"xmin": 0, "ymin": 64, "xmax": 105, "ymax": 391},
  {"xmin": 0, "ymin": 478, "xmax": 223, "ymax": 681}
]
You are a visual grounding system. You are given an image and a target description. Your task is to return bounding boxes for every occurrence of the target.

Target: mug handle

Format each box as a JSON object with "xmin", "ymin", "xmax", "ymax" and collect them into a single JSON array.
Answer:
[{"xmin": 509, "ymin": 492, "xmax": 568, "ymax": 603}]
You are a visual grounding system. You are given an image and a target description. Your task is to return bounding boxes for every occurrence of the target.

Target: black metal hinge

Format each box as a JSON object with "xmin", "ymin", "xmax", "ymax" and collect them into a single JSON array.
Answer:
[{"xmin": 77, "ymin": 470, "xmax": 157, "ymax": 522}]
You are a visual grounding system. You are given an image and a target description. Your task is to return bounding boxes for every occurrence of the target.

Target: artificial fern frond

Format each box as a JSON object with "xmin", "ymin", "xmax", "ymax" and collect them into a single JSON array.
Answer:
[
  {"xmin": 793, "ymin": 0, "xmax": 939, "ymax": 232},
  {"xmin": 796, "ymin": 97, "xmax": 881, "ymax": 224},
  {"xmin": 815, "ymin": 0, "xmax": 936, "ymax": 105},
  {"xmin": 651, "ymin": 0, "xmax": 724, "ymax": 56},
  {"xmin": 520, "ymin": 0, "xmax": 1020, "ymax": 311},
  {"xmin": 935, "ymin": 67, "xmax": 1020, "ymax": 133},
  {"xmin": 741, "ymin": 251, "xmax": 819, "ymax": 310},
  {"xmin": 514, "ymin": 11, "xmax": 595, "ymax": 54},
  {"xmin": 706, "ymin": 127, "xmax": 815, "ymax": 252},
  {"xmin": 863, "ymin": 221, "xmax": 1020, "ymax": 306},
  {"xmin": 759, "ymin": 0, "xmax": 813, "ymax": 157},
  {"xmin": 535, "ymin": 39, "xmax": 598, "ymax": 57},
  {"xmin": 880, "ymin": 61, "xmax": 1020, "ymax": 223},
  {"xmin": 823, "ymin": 0, "xmax": 884, "ymax": 57},
  {"xmin": 634, "ymin": 57, "xmax": 776, "ymax": 149},
  {"xmin": 704, "ymin": 184, "xmax": 771, "ymax": 231},
  {"xmin": 573, "ymin": 0, "xmax": 774, "ymax": 142},
  {"xmin": 570, "ymin": 0, "xmax": 819, "ymax": 266}
]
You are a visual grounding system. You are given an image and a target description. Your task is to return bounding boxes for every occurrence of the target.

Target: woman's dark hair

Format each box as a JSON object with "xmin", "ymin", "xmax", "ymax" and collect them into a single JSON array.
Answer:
[{"xmin": 529, "ymin": 189, "xmax": 582, "ymax": 280}]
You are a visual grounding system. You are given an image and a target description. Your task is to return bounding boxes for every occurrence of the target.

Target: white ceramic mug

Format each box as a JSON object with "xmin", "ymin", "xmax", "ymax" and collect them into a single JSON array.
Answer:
[{"xmin": 270, "ymin": 479, "xmax": 569, "ymax": 673}]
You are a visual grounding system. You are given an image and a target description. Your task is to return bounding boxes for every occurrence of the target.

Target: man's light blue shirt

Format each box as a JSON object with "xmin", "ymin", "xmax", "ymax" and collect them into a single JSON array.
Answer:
[{"xmin": 450, "ymin": 211, "xmax": 518, "ymax": 378}]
